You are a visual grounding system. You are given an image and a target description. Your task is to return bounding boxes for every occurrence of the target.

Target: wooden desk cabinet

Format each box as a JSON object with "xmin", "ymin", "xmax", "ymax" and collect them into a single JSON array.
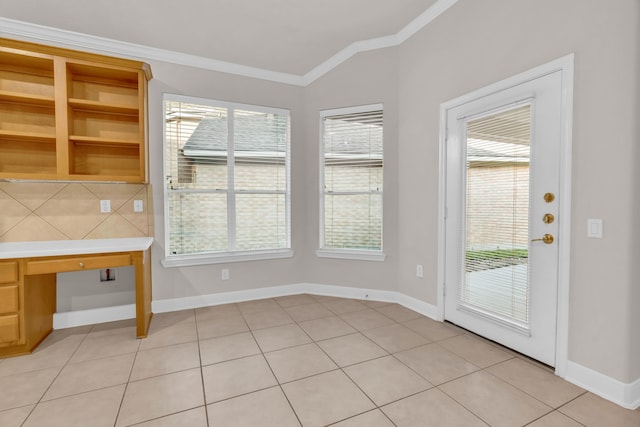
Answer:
[{"xmin": 0, "ymin": 244, "xmax": 152, "ymax": 358}]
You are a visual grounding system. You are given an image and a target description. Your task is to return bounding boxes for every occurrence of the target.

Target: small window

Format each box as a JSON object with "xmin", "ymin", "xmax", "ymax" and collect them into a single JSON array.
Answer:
[
  {"xmin": 318, "ymin": 104, "xmax": 384, "ymax": 260},
  {"xmin": 163, "ymin": 94, "xmax": 291, "ymax": 266}
]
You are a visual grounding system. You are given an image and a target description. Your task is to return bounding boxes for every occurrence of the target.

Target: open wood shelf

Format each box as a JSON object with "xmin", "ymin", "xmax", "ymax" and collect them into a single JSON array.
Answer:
[{"xmin": 0, "ymin": 38, "xmax": 151, "ymax": 183}]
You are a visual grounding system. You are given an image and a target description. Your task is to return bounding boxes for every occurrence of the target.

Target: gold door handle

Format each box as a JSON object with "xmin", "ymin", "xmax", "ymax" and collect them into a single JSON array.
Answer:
[
  {"xmin": 79, "ymin": 262, "xmax": 85, "ymax": 268},
  {"xmin": 531, "ymin": 234, "xmax": 554, "ymax": 244}
]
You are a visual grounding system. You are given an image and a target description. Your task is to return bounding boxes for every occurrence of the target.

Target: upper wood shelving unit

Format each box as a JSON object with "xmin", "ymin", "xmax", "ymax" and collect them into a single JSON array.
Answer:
[{"xmin": 0, "ymin": 38, "xmax": 152, "ymax": 183}]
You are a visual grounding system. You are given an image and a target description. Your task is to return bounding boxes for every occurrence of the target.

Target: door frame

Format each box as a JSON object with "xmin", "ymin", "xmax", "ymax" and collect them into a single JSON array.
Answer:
[{"xmin": 436, "ymin": 54, "xmax": 574, "ymax": 376}]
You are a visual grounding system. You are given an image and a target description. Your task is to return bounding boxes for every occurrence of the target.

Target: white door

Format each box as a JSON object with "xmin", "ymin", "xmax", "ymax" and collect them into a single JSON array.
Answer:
[{"xmin": 444, "ymin": 70, "xmax": 563, "ymax": 366}]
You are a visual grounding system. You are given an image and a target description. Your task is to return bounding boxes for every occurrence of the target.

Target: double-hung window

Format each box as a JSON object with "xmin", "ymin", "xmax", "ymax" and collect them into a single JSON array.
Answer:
[
  {"xmin": 163, "ymin": 94, "xmax": 291, "ymax": 266},
  {"xmin": 318, "ymin": 104, "xmax": 385, "ymax": 261}
]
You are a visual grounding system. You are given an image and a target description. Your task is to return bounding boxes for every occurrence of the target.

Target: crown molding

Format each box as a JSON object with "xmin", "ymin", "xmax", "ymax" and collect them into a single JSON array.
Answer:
[{"xmin": 0, "ymin": 0, "xmax": 458, "ymax": 87}]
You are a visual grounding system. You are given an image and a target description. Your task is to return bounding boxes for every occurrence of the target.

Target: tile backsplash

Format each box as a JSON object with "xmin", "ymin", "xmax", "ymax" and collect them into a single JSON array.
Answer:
[{"xmin": 0, "ymin": 182, "xmax": 153, "ymax": 242}]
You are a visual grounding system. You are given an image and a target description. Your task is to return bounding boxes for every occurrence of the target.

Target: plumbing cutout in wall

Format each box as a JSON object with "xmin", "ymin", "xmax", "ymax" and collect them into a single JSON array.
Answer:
[{"xmin": 100, "ymin": 268, "xmax": 117, "ymax": 283}]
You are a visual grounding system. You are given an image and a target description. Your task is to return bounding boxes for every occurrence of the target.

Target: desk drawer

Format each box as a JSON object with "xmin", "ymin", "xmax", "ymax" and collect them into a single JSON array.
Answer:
[
  {"xmin": 26, "ymin": 254, "xmax": 132, "ymax": 275},
  {"xmin": 0, "ymin": 285, "xmax": 18, "ymax": 314},
  {"xmin": 0, "ymin": 262, "xmax": 18, "ymax": 284},
  {"xmin": 0, "ymin": 314, "xmax": 19, "ymax": 344}
]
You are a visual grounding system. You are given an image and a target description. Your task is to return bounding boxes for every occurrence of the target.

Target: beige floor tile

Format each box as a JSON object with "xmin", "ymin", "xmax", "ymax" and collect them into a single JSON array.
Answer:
[
  {"xmin": 439, "ymin": 334, "xmax": 513, "ymax": 368},
  {"xmin": 134, "ymin": 407, "xmax": 208, "ymax": 427},
  {"xmin": 310, "ymin": 294, "xmax": 345, "ymax": 303},
  {"xmin": 361, "ymin": 299, "xmax": 393, "ymax": 308},
  {"xmin": 382, "ymin": 388, "xmax": 486, "ymax": 427},
  {"xmin": 237, "ymin": 298, "xmax": 280, "ymax": 314},
  {"xmin": 317, "ymin": 333, "xmax": 388, "ymax": 367},
  {"xmin": 130, "ymin": 341, "xmax": 200, "ymax": 381},
  {"xmin": 0, "ymin": 367, "xmax": 59, "ymax": 411},
  {"xmin": 195, "ymin": 303, "xmax": 240, "ymax": 321},
  {"xmin": 265, "ymin": 343, "xmax": 337, "ymax": 383},
  {"xmin": 242, "ymin": 307, "xmax": 295, "ymax": 330},
  {"xmin": 70, "ymin": 331, "xmax": 140, "ymax": 363},
  {"xmin": 487, "ymin": 358, "xmax": 584, "ymax": 408},
  {"xmin": 116, "ymin": 368, "xmax": 204, "ymax": 427},
  {"xmin": 374, "ymin": 304, "xmax": 423, "ymax": 322},
  {"xmin": 43, "ymin": 353, "xmax": 135, "ymax": 400},
  {"xmin": 402, "ymin": 317, "xmax": 464, "ymax": 341},
  {"xmin": 0, "ymin": 405, "xmax": 34, "ymax": 427},
  {"xmin": 138, "ymin": 314, "xmax": 198, "ymax": 350},
  {"xmin": 88, "ymin": 318, "xmax": 137, "ymax": 338},
  {"xmin": 528, "ymin": 411, "xmax": 584, "ymax": 427},
  {"xmin": 558, "ymin": 392, "xmax": 640, "ymax": 427},
  {"xmin": 339, "ymin": 309, "xmax": 396, "ymax": 331},
  {"xmin": 285, "ymin": 303, "xmax": 335, "ymax": 322},
  {"xmin": 331, "ymin": 409, "xmax": 395, "ymax": 426},
  {"xmin": 344, "ymin": 356, "xmax": 432, "ymax": 405},
  {"xmin": 196, "ymin": 313, "xmax": 249, "ymax": 340},
  {"xmin": 362, "ymin": 323, "xmax": 429, "ymax": 353},
  {"xmin": 440, "ymin": 370, "xmax": 552, "ymax": 427},
  {"xmin": 199, "ymin": 331, "xmax": 261, "ymax": 366},
  {"xmin": 207, "ymin": 386, "xmax": 300, "ymax": 427},
  {"xmin": 23, "ymin": 385, "xmax": 125, "ymax": 427},
  {"xmin": 274, "ymin": 293, "xmax": 317, "ymax": 308},
  {"xmin": 0, "ymin": 329, "xmax": 86, "ymax": 377},
  {"xmin": 395, "ymin": 343, "xmax": 479, "ymax": 385},
  {"xmin": 299, "ymin": 316, "xmax": 357, "ymax": 341},
  {"xmin": 252, "ymin": 323, "xmax": 312, "ymax": 352},
  {"xmin": 323, "ymin": 299, "xmax": 369, "ymax": 315},
  {"xmin": 282, "ymin": 370, "xmax": 375, "ymax": 427},
  {"xmin": 202, "ymin": 354, "xmax": 277, "ymax": 403}
]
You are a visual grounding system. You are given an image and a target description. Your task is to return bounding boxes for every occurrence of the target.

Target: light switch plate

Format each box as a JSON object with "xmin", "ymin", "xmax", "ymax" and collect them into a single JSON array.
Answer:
[
  {"xmin": 100, "ymin": 200, "xmax": 111, "ymax": 213},
  {"xmin": 587, "ymin": 219, "xmax": 603, "ymax": 238},
  {"xmin": 133, "ymin": 200, "xmax": 144, "ymax": 213}
]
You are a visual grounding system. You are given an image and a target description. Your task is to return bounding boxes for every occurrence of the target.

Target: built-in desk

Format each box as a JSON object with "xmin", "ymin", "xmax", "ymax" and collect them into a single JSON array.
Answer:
[{"xmin": 0, "ymin": 238, "xmax": 153, "ymax": 358}]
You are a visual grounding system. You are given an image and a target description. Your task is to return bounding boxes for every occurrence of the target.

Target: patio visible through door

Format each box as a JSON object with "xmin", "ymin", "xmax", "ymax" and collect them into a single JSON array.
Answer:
[{"xmin": 443, "ymin": 70, "xmax": 564, "ymax": 366}]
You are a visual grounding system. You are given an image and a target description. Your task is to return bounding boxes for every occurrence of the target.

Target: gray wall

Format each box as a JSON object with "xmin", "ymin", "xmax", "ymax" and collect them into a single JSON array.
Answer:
[{"xmin": 394, "ymin": 0, "xmax": 639, "ymax": 383}]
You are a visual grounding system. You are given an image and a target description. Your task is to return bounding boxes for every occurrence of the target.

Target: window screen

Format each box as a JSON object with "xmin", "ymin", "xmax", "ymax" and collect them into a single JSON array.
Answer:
[
  {"xmin": 164, "ymin": 96, "xmax": 290, "ymax": 257},
  {"xmin": 320, "ymin": 106, "xmax": 383, "ymax": 251}
]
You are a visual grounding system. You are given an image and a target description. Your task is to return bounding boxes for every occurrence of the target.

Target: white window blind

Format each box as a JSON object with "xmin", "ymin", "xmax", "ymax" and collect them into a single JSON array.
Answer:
[
  {"xmin": 164, "ymin": 95, "xmax": 290, "ymax": 259},
  {"xmin": 320, "ymin": 105, "xmax": 383, "ymax": 252},
  {"xmin": 461, "ymin": 104, "xmax": 531, "ymax": 328}
]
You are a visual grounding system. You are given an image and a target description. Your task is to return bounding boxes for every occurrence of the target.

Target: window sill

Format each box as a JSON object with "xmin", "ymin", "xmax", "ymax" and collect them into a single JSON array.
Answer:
[
  {"xmin": 315, "ymin": 249, "xmax": 386, "ymax": 262},
  {"xmin": 161, "ymin": 249, "xmax": 294, "ymax": 268}
]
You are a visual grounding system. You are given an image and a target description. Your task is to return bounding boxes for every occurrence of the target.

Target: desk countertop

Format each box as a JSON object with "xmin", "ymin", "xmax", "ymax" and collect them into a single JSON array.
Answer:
[{"xmin": 0, "ymin": 237, "xmax": 153, "ymax": 259}]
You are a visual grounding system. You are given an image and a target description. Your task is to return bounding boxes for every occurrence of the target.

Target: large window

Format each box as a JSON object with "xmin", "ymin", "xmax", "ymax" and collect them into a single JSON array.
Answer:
[
  {"xmin": 163, "ymin": 95, "xmax": 291, "ymax": 266},
  {"xmin": 319, "ymin": 104, "xmax": 384, "ymax": 260}
]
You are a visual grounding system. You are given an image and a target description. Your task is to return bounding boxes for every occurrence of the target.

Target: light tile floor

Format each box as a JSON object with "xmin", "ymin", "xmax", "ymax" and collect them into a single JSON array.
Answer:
[{"xmin": 1, "ymin": 294, "xmax": 639, "ymax": 426}]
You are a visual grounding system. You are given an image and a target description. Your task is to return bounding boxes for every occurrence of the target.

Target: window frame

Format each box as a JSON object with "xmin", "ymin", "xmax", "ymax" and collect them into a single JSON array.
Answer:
[
  {"xmin": 317, "ymin": 103, "xmax": 386, "ymax": 262},
  {"xmin": 162, "ymin": 93, "xmax": 293, "ymax": 267}
]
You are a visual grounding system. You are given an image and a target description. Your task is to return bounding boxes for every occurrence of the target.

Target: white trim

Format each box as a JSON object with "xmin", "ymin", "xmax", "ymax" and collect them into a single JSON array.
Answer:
[
  {"xmin": 315, "ymin": 249, "xmax": 386, "ymax": 262},
  {"xmin": 151, "ymin": 282, "xmax": 439, "ymax": 321},
  {"xmin": 161, "ymin": 249, "xmax": 294, "ymax": 268},
  {"xmin": 566, "ymin": 361, "xmax": 640, "ymax": 410},
  {"xmin": 53, "ymin": 304, "xmax": 136, "ymax": 329},
  {"xmin": 438, "ymin": 54, "xmax": 574, "ymax": 373},
  {"xmin": 0, "ymin": 0, "xmax": 460, "ymax": 86}
]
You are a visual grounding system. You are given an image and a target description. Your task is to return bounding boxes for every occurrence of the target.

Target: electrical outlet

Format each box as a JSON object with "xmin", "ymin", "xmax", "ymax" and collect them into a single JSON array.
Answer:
[
  {"xmin": 221, "ymin": 269, "xmax": 230, "ymax": 280},
  {"xmin": 100, "ymin": 200, "xmax": 111, "ymax": 213},
  {"xmin": 416, "ymin": 264, "xmax": 424, "ymax": 278},
  {"xmin": 133, "ymin": 200, "xmax": 144, "ymax": 212}
]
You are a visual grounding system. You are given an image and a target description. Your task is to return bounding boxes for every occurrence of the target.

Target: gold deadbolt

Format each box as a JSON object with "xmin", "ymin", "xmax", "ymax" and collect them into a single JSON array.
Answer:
[
  {"xmin": 543, "ymin": 193, "xmax": 555, "ymax": 203},
  {"xmin": 542, "ymin": 213, "xmax": 555, "ymax": 224},
  {"xmin": 531, "ymin": 234, "xmax": 554, "ymax": 244}
]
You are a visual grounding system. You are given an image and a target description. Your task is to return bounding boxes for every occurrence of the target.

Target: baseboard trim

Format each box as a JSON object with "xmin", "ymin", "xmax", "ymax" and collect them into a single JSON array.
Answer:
[
  {"xmin": 566, "ymin": 361, "xmax": 640, "ymax": 410},
  {"xmin": 53, "ymin": 304, "xmax": 136, "ymax": 329},
  {"xmin": 151, "ymin": 282, "xmax": 440, "ymax": 321}
]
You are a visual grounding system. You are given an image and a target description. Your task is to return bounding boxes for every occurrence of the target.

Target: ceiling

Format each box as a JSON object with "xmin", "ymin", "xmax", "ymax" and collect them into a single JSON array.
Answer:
[{"xmin": 0, "ymin": 0, "xmax": 442, "ymax": 77}]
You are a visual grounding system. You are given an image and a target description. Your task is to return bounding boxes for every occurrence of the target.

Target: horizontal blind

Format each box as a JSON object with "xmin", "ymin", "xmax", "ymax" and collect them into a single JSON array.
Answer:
[
  {"xmin": 164, "ymin": 97, "xmax": 290, "ymax": 257},
  {"xmin": 461, "ymin": 105, "xmax": 531, "ymax": 327},
  {"xmin": 322, "ymin": 108, "xmax": 383, "ymax": 250}
]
